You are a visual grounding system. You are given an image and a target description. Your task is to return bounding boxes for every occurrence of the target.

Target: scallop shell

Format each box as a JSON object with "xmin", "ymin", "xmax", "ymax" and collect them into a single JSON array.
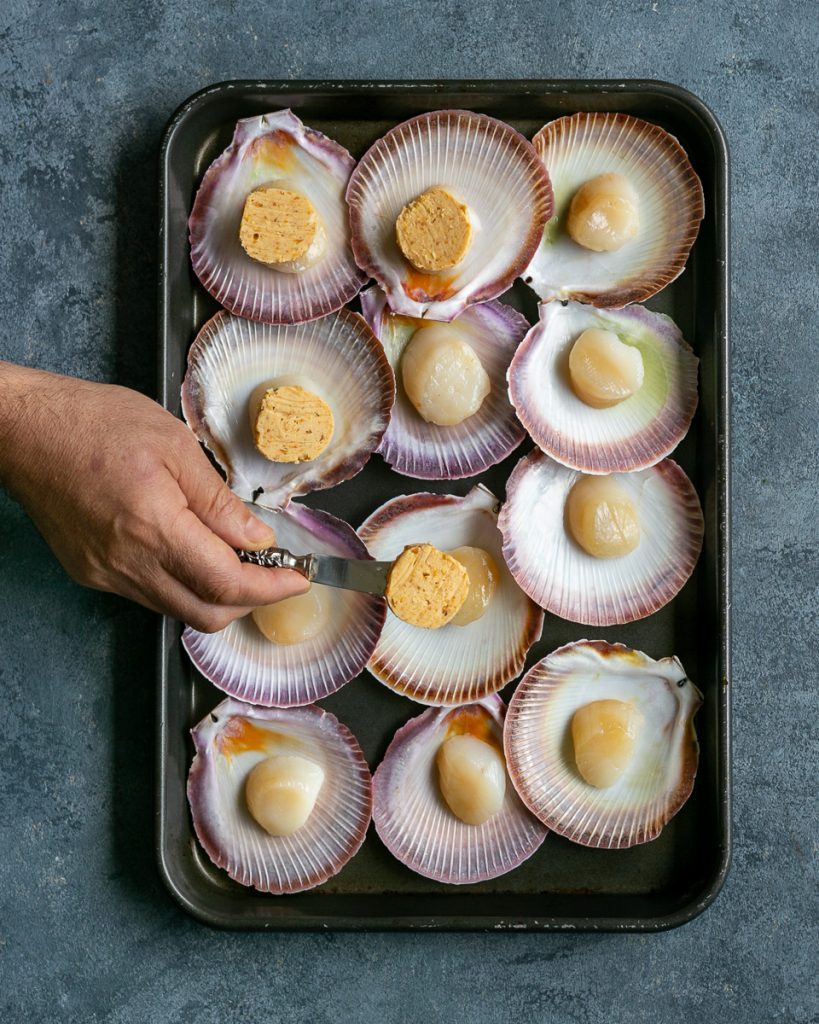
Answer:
[
  {"xmin": 183, "ymin": 503, "xmax": 386, "ymax": 707},
  {"xmin": 360, "ymin": 285, "xmax": 527, "ymax": 479},
  {"xmin": 359, "ymin": 485, "xmax": 544, "ymax": 706},
  {"xmin": 181, "ymin": 308, "xmax": 394, "ymax": 505},
  {"xmin": 188, "ymin": 698, "xmax": 371, "ymax": 893},
  {"xmin": 499, "ymin": 449, "xmax": 703, "ymax": 626},
  {"xmin": 504, "ymin": 640, "xmax": 701, "ymax": 848},
  {"xmin": 523, "ymin": 112, "xmax": 704, "ymax": 308},
  {"xmin": 189, "ymin": 109, "xmax": 367, "ymax": 324},
  {"xmin": 373, "ymin": 695, "xmax": 547, "ymax": 883},
  {"xmin": 347, "ymin": 110, "xmax": 553, "ymax": 321},
  {"xmin": 508, "ymin": 301, "xmax": 699, "ymax": 473}
]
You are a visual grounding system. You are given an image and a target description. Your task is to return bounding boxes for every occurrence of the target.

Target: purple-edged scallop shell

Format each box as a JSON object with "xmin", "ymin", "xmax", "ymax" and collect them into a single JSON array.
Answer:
[
  {"xmin": 508, "ymin": 301, "xmax": 699, "ymax": 473},
  {"xmin": 373, "ymin": 695, "xmax": 547, "ymax": 883},
  {"xmin": 181, "ymin": 308, "xmax": 394, "ymax": 506},
  {"xmin": 523, "ymin": 112, "xmax": 704, "ymax": 308},
  {"xmin": 183, "ymin": 503, "xmax": 385, "ymax": 707},
  {"xmin": 346, "ymin": 110, "xmax": 553, "ymax": 321},
  {"xmin": 188, "ymin": 698, "xmax": 371, "ymax": 893},
  {"xmin": 504, "ymin": 641, "xmax": 701, "ymax": 848},
  {"xmin": 358, "ymin": 486, "xmax": 544, "ymax": 706},
  {"xmin": 499, "ymin": 449, "xmax": 703, "ymax": 626},
  {"xmin": 189, "ymin": 109, "xmax": 367, "ymax": 324},
  {"xmin": 360, "ymin": 285, "xmax": 527, "ymax": 479}
]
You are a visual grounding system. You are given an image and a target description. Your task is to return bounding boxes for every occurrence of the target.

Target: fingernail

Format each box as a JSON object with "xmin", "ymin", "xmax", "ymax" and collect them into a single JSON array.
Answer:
[{"xmin": 245, "ymin": 515, "xmax": 277, "ymax": 547}]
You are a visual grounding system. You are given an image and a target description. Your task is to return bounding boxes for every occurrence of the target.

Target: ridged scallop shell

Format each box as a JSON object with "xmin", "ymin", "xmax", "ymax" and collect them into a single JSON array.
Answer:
[
  {"xmin": 181, "ymin": 308, "xmax": 394, "ymax": 506},
  {"xmin": 347, "ymin": 110, "xmax": 553, "ymax": 321},
  {"xmin": 358, "ymin": 486, "xmax": 544, "ymax": 705},
  {"xmin": 189, "ymin": 109, "xmax": 367, "ymax": 324},
  {"xmin": 183, "ymin": 503, "xmax": 386, "ymax": 707},
  {"xmin": 504, "ymin": 641, "xmax": 701, "ymax": 848},
  {"xmin": 373, "ymin": 695, "xmax": 547, "ymax": 883},
  {"xmin": 508, "ymin": 301, "xmax": 699, "ymax": 473},
  {"xmin": 360, "ymin": 285, "xmax": 527, "ymax": 479},
  {"xmin": 499, "ymin": 449, "xmax": 703, "ymax": 626},
  {"xmin": 188, "ymin": 699, "xmax": 371, "ymax": 893},
  {"xmin": 523, "ymin": 112, "xmax": 704, "ymax": 308}
]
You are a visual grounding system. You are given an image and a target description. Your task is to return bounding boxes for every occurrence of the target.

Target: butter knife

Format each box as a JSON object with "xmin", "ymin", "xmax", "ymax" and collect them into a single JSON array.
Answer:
[{"xmin": 236, "ymin": 547, "xmax": 391, "ymax": 597}]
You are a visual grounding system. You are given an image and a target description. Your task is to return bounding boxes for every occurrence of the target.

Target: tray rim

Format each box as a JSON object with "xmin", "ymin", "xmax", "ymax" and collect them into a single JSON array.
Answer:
[{"xmin": 156, "ymin": 77, "xmax": 731, "ymax": 932}]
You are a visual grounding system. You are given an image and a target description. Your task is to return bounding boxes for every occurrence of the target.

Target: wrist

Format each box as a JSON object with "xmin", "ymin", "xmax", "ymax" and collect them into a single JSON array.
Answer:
[{"xmin": 0, "ymin": 363, "xmax": 71, "ymax": 497}]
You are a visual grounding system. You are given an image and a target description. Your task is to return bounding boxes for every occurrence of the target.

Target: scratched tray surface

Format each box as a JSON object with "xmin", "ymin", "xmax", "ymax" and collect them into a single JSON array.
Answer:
[{"xmin": 158, "ymin": 81, "xmax": 730, "ymax": 930}]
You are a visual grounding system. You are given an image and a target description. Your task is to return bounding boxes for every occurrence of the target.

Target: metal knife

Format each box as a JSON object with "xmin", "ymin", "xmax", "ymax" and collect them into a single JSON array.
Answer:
[{"xmin": 236, "ymin": 547, "xmax": 391, "ymax": 597}]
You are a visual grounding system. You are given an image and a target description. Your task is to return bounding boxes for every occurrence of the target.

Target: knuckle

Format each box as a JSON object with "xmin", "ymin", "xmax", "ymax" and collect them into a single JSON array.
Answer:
[
  {"xmin": 198, "ymin": 567, "xmax": 242, "ymax": 606},
  {"xmin": 204, "ymin": 485, "xmax": 240, "ymax": 526}
]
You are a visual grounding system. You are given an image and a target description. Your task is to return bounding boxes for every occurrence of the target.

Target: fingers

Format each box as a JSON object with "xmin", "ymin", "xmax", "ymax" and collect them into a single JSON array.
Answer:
[
  {"xmin": 176, "ymin": 445, "xmax": 278, "ymax": 550},
  {"xmin": 111, "ymin": 564, "xmax": 262, "ymax": 633},
  {"xmin": 163, "ymin": 507, "xmax": 309, "ymax": 610}
]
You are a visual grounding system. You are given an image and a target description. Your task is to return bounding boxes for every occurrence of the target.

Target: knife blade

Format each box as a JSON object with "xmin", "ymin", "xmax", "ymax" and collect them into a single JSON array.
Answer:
[{"xmin": 236, "ymin": 546, "xmax": 391, "ymax": 597}]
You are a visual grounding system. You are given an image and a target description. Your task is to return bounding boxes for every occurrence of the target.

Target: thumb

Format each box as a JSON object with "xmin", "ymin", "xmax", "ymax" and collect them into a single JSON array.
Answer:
[{"xmin": 180, "ymin": 454, "xmax": 277, "ymax": 550}]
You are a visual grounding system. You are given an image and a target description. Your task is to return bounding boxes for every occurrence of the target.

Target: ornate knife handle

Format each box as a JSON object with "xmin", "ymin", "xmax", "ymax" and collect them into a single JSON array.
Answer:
[{"xmin": 235, "ymin": 547, "xmax": 316, "ymax": 580}]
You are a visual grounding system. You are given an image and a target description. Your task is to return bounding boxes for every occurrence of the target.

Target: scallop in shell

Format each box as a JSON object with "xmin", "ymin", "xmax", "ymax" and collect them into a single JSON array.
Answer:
[
  {"xmin": 347, "ymin": 110, "xmax": 553, "ymax": 321},
  {"xmin": 188, "ymin": 698, "xmax": 371, "ymax": 893},
  {"xmin": 504, "ymin": 640, "xmax": 701, "ymax": 848},
  {"xmin": 360, "ymin": 285, "xmax": 527, "ymax": 479},
  {"xmin": 523, "ymin": 112, "xmax": 704, "ymax": 308},
  {"xmin": 183, "ymin": 502, "xmax": 386, "ymax": 707},
  {"xmin": 189, "ymin": 109, "xmax": 367, "ymax": 324},
  {"xmin": 508, "ymin": 301, "xmax": 698, "ymax": 473},
  {"xmin": 499, "ymin": 448, "xmax": 703, "ymax": 626},
  {"xmin": 181, "ymin": 308, "xmax": 394, "ymax": 506},
  {"xmin": 358, "ymin": 486, "xmax": 544, "ymax": 706},
  {"xmin": 373, "ymin": 695, "xmax": 547, "ymax": 883}
]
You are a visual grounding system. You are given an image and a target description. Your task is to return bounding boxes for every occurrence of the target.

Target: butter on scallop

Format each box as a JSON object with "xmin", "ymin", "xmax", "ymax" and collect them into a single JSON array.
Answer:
[
  {"xmin": 395, "ymin": 187, "xmax": 472, "ymax": 273},
  {"xmin": 245, "ymin": 754, "xmax": 325, "ymax": 836},
  {"xmin": 436, "ymin": 733, "xmax": 506, "ymax": 825},
  {"xmin": 239, "ymin": 186, "xmax": 327, "ymax": 271},
  {"xmin": 385, "ymin": 543, "xmax": 470, "ymax": 629},
  {"xmin": 248, "ymin": 383, "xmax": 334, "ymax": 464}
]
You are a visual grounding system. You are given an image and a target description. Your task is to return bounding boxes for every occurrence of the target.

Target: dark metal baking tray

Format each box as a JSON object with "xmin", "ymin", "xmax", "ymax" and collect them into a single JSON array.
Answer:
[{"xmin": 157, "ymin": 79, "xmax": 730, "ymax": 931}]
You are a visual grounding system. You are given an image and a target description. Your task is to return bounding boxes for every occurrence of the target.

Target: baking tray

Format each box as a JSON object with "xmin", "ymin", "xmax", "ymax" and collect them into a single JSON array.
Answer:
[{"xmin": 157, "ymin": 79, "xmax": 730, "ymax": 931}]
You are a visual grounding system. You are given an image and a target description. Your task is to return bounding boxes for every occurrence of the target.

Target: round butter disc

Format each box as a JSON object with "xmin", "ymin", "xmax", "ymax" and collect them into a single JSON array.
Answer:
[
  {"xmin": 395, "ymin": 187, "xmax": 472, "ymax": 273},
  {"xmin": 385, "ymin": 543, "xmax": 470, "ymax": 629},
  {"xmin": 240, "ymin": 187, "xmax": 321, "ymax": 266},
  {"xmin": 253, "ymin": 385, "xmax": 334, "ymax": 464}
]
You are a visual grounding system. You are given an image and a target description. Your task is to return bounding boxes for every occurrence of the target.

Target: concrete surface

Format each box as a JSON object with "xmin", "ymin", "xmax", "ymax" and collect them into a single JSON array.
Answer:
[{"xmin": 0, "ymin": 1, "xmax": 817, "ymax": 1021}]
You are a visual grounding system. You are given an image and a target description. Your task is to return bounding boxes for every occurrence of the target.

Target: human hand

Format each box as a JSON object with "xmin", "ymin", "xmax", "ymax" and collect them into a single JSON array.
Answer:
[{"xmin": 0, "ymin": 363, "xmax": 308, "ymax": 631}]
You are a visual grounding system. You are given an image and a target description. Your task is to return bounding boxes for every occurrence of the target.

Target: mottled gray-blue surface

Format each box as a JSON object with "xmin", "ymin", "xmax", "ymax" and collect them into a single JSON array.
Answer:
[{"xmin": 1, "ymin": 1, "xmax": 817, "ymax": 1021}]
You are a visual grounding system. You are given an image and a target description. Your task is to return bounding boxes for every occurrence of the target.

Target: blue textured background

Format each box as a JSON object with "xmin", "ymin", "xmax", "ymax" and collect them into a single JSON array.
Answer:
[{"xmin": 1, "ymin": 1, "xmax": 817, "ymax": 1021}]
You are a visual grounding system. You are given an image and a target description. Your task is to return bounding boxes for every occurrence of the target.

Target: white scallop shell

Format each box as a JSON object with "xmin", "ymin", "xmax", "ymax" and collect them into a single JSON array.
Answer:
[
  {"xmin": 188, "ymin": 699, "xmax": 372, "ymax": 893},
  {"xmin": 358, "ymin": 485, "xmax": 544, "ymax": 706},
  {"xmin": 361, "ymin": 285, "xmax": 527, "ymax": 479},
  {"xmin": 504, "ymin": 640, "xmax": 701, "ymax": 848},
  {"xmin": 181, "ymin": 308, "xmax": 394, "ymax": 506},
  {"xmin": 189, "ymin": 109, "xmax": 367, "ymax": 324},
  {"xmin": 499, "ymin": 449, "xmax": 703, "ymax": 626},
  {"xmin": 373, "ymin": 695, "xmax": 547, "ymax": 883},
  {"xmin": 523, "ymin": 112, "xmax": 704, "ymax": 307},
  {"xmin": 183, "ymin": 503, "xmax": 385, "ymax": 707},
  {"xmin": 508, "ymin": 301, "xmax": 699, "ymax": 473},
  {"xmin": 347, "ymin": 110, "xmax": 553, "ymax": 321}
]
